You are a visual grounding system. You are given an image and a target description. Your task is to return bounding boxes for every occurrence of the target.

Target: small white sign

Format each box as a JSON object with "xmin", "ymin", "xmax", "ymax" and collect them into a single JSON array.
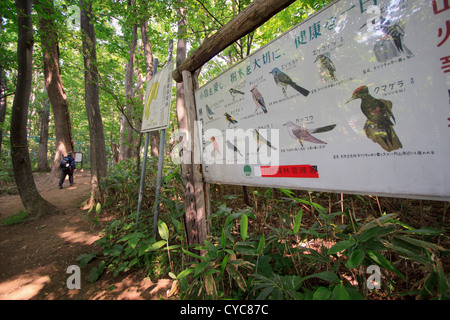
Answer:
[{"xmin": 141, "ymin": 60, "xmax": 174, "ymax": 133}]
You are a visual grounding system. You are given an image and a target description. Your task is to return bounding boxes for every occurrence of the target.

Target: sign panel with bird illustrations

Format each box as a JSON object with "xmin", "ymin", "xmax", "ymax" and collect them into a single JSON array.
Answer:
[
  {"xmin": 194, "ymin": 0, "xmax": 450, "ymax": 201},
  {"xmin": 141, "ymin": 60, "xmax": 174, "ymax": 132}
]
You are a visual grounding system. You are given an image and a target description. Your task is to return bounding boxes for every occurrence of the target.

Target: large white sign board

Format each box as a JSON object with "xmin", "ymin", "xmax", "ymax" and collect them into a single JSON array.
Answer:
[
  {"xmin": 141, "ymin": 60, "xmax": 174, "ymax": 133},
  {"xmin": 194, "ymin": 0, "xmax": 450, "ymax": 201}
]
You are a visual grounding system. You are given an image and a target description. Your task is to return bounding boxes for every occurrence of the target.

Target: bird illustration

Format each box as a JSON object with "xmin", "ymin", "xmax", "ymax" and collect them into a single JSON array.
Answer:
[
  {"xmin": 224, "ymin": 112, "xmax": 238, "ymax": 126},
  {"xmin": 229, "ymin": 88, "xmax": 245, "ymax": 100},
  {"xmin": 253, "ymin": 129, "xmax": 277, "ymax": 152},
  {"xmin": 346, "ymin": 85, "xmax": 402, "ymax": 152},
  {"xmin": 211, "ymin": 137, "xmax": 222, "ymax": 156},
  {"xmin": 226, "ymin": 140, "xmax": 243, "ymax": 157},
  {"xmin": 283, "ymin": 121, "xmax": 336, "ymax": 147},
  {"xmin": 205, "ymin": 104, "xmax": 214, "ymax": 120},
  {"xmin": 314, "ymin": 54, "xmax": 337, "ymax": 81},
  {"xmin": 269, "ymin": 67, "xmax": 309, "ymax": 97},
  {"xmin": 250, "ymin": 84, "xmax": 268, "ymax": 113},
  {"xmin": 378, "ymin": 18, "xmax": 413, "ymax": 56}
]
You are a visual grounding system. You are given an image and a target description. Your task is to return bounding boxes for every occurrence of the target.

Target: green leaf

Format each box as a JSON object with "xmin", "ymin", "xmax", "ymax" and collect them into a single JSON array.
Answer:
[
  {"xmin": 144, "ymin": 240, "xmax": 166, "ymax": 252},
  {"xmin": 76, "ymin": 252, "xmax": 97, "ymax": 268},
  {"xmin": 256, "ymin": 286, "xmax": 274, "ymax": 300},
  {"xmin": 176, "ymin": 268, "xmax": 194, "ymax": 280},
  {"xmin": 328, "ymin": 239, "xmax": 355, "ymax": 255},
  {"xmin": 194, "ymin": 260, "xmax": 210, "ymax": 277},
  {"xmin": 220, "ymin": 255, "xmax": 229, "ymax": 275},
  {"xmin": 95, "ymin": 202, "xmax": 101, "ymax": 214},
  {"xmin": 221, "ymin": 228, "xmax": 226, "ymax": 248},
  {"xmin": 86, "ymin": 260, "xmax": 105, "ymax": 283},
  {"xmin": 240, "ymin": 213, "xmax": 248, "ymax": 241},
  {"xmin": 158, "ymin": 220, "xmax": 169, "ymax": 241},
  {"xmin": 257, "ymin": 235, "xmax": 265, "ymax": 255},
  {"xmin": 331, "ymin": 284, "xmax": 350, "ymax": 300},
  {"xmin": 358, "ymin": 226, "xmax": 382, "ymax": 242},
  {"xmin": 293, "ymin": 209, "xmax": 303, "ymax": 234},
  {"xmin": 346, "ymin": 248, "xmax": 365, "ymax": 269},
  {"xmin": 182, "ymin": 247, "xmax": 207, "ymax": 261},
  {"xmin": 401, "ymin": 227, "xmax": 442, "ymax": 236},
  {"xmin": 313, "ymin": 286, "xmax": 331, "ymax": 300},
  {"xmin": 306, "ymin": 271, "xmax": 340, "ymax": 284},
  {"xmin": 366, "ymin": 250, "xmax": 406, "ymax": 280},
  {"xmin": 395, "ymin": 235, "xmax": 445, "ymax": 252},
  {"xmin": 104, "ymin": 244, "xmax": 123, "ymax": 257},
  {"xmin": 361, "ymin": 213, "xmax": 398, "ymax": 231}
]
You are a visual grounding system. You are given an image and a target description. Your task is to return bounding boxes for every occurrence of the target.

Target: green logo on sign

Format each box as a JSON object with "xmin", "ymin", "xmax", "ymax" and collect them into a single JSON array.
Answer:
[{"xmin": 243, "ymin": 165, "xmax": 251, "ymax": 177}]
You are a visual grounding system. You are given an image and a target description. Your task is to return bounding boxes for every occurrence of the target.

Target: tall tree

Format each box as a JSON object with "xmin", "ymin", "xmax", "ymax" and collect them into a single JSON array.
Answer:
[
  {"xmin": 11, "ymin": 0, "xmax": 61, "ymax": 217},
  {"xmin": 35, "ymin": 0, "xmax": 75, "ymax": 175},
  {"xmin": 139, "ymin": 0, "xmax": 158, "ymax": 156},
  {"xmin": 119, "ymin": 0, "xmax": 138, "ymax": 162},
  {"xmin": 36, "ymin": 96, "xmax": 51, "ymax": 171},
  {"xmin": 80, "ymin": 0, "xmax": 107, "ymax": 204}
]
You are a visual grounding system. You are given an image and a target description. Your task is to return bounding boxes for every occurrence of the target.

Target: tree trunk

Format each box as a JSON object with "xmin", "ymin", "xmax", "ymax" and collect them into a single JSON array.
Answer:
[
  {"xmin": 119, "ymin": 18, "xmax": 137, "ymax": 162},
  {"xmin": 36, "ymin": 0, "xmax": 75, "ymax": 178},
  {"xmin": 36, "ymin": 98, "xmax": 51, "ymax": 171},
  {"xmin": 0, "ymin": 65, "xmax": 6, "ymax": 157},
  {"xmin": 138, "ymin": 6, "xmax": 160, "ymax": 157},
  {"xmin": 11, "ymin": 0, "xmax": 61, "ymax": 218},
  {"xmin": 0, "ymin": 13, "xmax": 7, "ymax": 157},
  {"xmin": 80, "ymin": 0, "xmax": 108, "ymax": 205}
]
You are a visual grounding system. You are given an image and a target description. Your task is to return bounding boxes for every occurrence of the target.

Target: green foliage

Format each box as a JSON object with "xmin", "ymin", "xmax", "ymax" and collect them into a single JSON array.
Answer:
[
  {"xmin": 1, "ymin": 209, "xmax": 28, "ymax": 226},
  {"xmin": 171, "ymin": 189, "xmax": 449, "ymax": 300}
]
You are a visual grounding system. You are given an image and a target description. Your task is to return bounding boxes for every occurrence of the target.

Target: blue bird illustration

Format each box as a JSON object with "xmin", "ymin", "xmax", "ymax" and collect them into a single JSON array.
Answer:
[
  {"xmin": 205, "ymin": 104, "xmax": 214, "ymax": 120},
  {"xmin": 269, "ymin": 67, "xmax": 309, "ymax": 97}
]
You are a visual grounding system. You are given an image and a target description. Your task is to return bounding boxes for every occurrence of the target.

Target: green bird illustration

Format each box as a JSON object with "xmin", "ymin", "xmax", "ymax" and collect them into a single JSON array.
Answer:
[
  {"xmin": 253, "ymin": 129, "xmax": 277, "ymax": 152},
  {"xmin": 346, "ymin": 85, "xmax": 402, "ymax": 152},
  {"xmin": 224, "ymin": 112, "xmax": 238, "ymax": 126}
]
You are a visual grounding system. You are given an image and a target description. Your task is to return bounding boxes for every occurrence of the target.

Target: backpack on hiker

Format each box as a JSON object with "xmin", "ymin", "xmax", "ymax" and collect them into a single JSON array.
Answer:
[{"xmin": 60, "ymin": 156, "xmax": 70, "ymax": 169}]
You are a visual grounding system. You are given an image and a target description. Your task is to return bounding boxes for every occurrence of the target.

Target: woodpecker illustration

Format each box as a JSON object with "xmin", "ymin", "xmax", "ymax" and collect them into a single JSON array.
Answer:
[
  {"xmin": 211, "ymin": 137, "xmax": 222, "ymax": 156},
  {"xmin": 250, "ymin": 84, "xmax": 268, "ymax": 113},
  {"xmin": 229, "ymin": 88, "xmax": 245, "ymax": 100},
  {"xmin": 378, "ymin": 18, "xmax": 413, "ymax": 56},
  {"xmin": 224, "ymin": 112, "xmax": 238, "ymax": 126},
  {"xmin": 205, "ymin": 104, "xmax": 214, "ymax": 120},
  {"xmin": 283, "ymin": 121, "xmax": 336, "ymax": 146},
  {"xmin": 253, "ymin": 129, "xmax": 277, "ymax": 152},
  {"xmin": 269, "ymin": 67, "xmax": 309, "ymax": 97},
  {"xmin": 314, "ymin": 54, "xmax": 337, "ymax": 81},
  {"xmin": 346, "ymin": 85, "xmax": 402, "ymax": 152},
  {"xmin": 226, "ymin": 140, "xmax": 243, "ymax": 157}
]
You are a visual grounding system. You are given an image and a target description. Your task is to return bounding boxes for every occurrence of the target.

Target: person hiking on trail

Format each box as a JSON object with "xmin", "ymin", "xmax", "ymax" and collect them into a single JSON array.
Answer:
[{"xmin": 58, "ymin": 151, "xmax": 76, "ymax": 189}]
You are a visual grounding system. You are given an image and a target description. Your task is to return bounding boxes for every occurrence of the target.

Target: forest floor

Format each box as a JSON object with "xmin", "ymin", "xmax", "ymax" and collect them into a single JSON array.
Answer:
[{"xmin": 0, "ymin": 170, "xmax": 172, "ymax": 300}]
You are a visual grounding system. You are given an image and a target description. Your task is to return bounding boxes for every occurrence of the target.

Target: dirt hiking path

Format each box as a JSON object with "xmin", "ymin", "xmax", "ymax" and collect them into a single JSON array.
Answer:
[{"xmin": 0, "ymin": 170, "xmax": 171, "ymax": 300}]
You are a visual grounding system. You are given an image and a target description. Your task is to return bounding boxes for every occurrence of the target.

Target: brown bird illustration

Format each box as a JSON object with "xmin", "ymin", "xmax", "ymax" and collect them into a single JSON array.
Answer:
[
  {"xmin": 346, "ymin": 86, "xmax": 402, "ymax": 152},
  {"xmin": 283, "ymin": 121, "xmax": 336, "ymax": 146}
]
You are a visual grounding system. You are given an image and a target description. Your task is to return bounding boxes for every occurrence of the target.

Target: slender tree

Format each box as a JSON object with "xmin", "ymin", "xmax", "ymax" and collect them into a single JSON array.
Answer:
[
  {"xmin": 11, "ymin": 0, "xmax": 61, "ymax": 217},
  {"xmin": 119, "ymin": 0, "xmax": 138, "ymax": 162},
  {"xmin": 35, "ymin": 0, "xmax": 75, "ymax": 176},
  {"xmin": 36, "ymin": 96, "xmax": 51, "ymax": 171},
  {"xmin": 80, "ymin": 0, "xmax": 107, "ymax": 204}
]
